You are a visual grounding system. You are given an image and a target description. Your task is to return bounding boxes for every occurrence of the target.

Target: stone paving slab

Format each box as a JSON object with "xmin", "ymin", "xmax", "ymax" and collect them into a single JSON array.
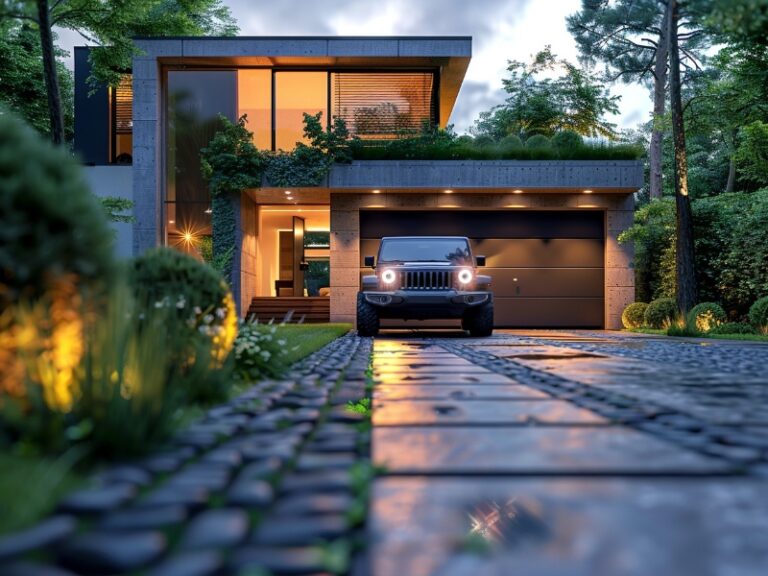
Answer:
[
  {"xmin": 374, "ymin": 384, "xmax": 551, "ymax": 401},
  {"xmin": 369, "ymin": 477, "xmax": 768, "ymax": 576},
  {"xmin": 372, "ymin": 399, "xmax": 608, "ymax": 426},
  {"xmin": 374, "ymin": 363, "xmax": 492, "ymax": 374},
  {"xmin": 373, "ymin": 427, "xmax": 733, "ymax": 474},
  {"xmin": 376, "ymin": 372, "xmax": 514, "ymax": 386}
]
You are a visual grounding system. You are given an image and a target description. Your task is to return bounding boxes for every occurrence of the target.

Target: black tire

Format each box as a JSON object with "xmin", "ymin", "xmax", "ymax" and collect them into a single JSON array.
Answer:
[
  {"xmin": 465, "ymin": 302, "xmax": 494, "ymax": 337},
  {"xmin": 356, "ymin": 293, "xmax": 380, "ymax": 337}
]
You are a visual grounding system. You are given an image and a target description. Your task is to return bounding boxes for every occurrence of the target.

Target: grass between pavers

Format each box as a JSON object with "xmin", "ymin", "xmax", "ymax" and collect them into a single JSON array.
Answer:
[
  {"xmin": 0, "ymin": 452, "xmax": 83, "ymax": 535},
  {"xmin": 0, "ymin": 324, "xmax": 352, "ymax": 538},
  {"xmin": 627, "ymin": 328, "xmax": 768, "ymax": 342}
]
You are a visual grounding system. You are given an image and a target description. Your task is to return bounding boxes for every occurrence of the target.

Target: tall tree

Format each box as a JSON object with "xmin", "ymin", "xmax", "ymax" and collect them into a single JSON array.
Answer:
[
  {"xmin": 0, "ymin": 20, "xmax": 74, "ymax": 140},
  {"xmin": 472, "ymin": 46, "xmax": 620, "ymax": 140},
  {"xmin": 668, "ymin": 0, "xmax": 697, "ymax": 312},
  {"xmin": 568, "ymin": 0, "xmax": 705, "ymax": 199},
  {"xmin": 0, "ymin": 0, "xmax": 237, "ymax": 145}
]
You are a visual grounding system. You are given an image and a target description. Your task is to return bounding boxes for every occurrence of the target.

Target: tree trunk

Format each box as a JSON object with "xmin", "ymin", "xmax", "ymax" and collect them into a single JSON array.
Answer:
[
  {"xmin": 36, "ymin": 0, "xmax": 65, "ymax": 145},
  {"xmin": 649, "ymin": 3, "xmax": 670, "ymax": 200},
  {"xmin": 725, "ymin": 128, "xmax": 737, "ymax": 192},
  {"xmin": 668, "ymin": 0, "xmax": 697, "ymax": 313}
]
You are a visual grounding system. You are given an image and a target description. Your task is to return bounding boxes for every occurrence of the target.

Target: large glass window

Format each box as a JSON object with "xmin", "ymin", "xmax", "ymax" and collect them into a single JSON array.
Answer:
[
  {"xmin": 274, "ymin": 72, "xmax": 327, "ymax": 151},
  {"xmin": 237, "ymin": 69, "xmax": 272, "ymax": 150},
  {"xmin": 166, "ymin": 70, "xmax": 236, "ymax": 249},
  {"xmin": 331, "ymin": 72, "xmax": 435, "ymax": 139}
]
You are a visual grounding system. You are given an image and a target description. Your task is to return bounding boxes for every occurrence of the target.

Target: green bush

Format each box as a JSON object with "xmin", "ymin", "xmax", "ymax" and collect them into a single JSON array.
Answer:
[
  {"xmin": 709, "ymin": 322, "xmax": 757, "ymax": 335},
  {"xmin": 644, "ymin": 297, "xmax": 678, "ymax": 328},
  {"xmin": 498, "ymin": 135, "xmax": 524, "ymax": 150},
  {"xmin": 0, "ymin": 111, "xmax": 114, "ymax": 310},
  {"xmin": 621, "ymin": 302, "xmax": 648, "ymax": 329},
  {"xmin": 525, "ymin": 134, "xmax": 551, "ymax": 149},
  {"xmin": 687, "ymin": 302, "xmax": 727, "ymax": 333},
  {"xmin": 551, "ymin": 130, "xmax": 583, "ymax": 150},
  {"xmin": 233, "ymin": 322, "xmax": 290, "ymax": 381},
  {"xmin": 749, "ymin": 296, "xmax": 768, "ymax": 333},
  {"xmin": 129, "ymin": 248, "xmax": 238, "ymax": 399}
]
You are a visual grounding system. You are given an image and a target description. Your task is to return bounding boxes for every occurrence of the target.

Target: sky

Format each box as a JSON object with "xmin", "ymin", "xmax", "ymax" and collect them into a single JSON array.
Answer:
[{"xmin": 57, "ymin": 0, "xmax": 652, "ymax": 134}]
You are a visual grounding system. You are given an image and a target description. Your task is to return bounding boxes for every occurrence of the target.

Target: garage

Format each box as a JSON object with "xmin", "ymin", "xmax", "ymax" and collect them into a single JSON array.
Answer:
[{"xmin": 359, "ymin": 210, "xmax": 605, "ymax": 328}]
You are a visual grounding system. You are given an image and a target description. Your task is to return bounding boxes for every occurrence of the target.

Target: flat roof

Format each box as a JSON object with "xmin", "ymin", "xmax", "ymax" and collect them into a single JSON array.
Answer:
[{"xmin": 130, "ymin": 36, "xmax": 472, "ymax": 126}]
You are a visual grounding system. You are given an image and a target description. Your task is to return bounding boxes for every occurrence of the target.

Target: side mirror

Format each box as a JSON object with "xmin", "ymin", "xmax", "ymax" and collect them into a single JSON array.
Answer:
[
  {"xmin": 364, "ymin": 255, "xmax": 376, "ymax": 268},
  {"xmin": 299, "ymin": 261, "xmax": 310, "ymax": 271},
  {"xmin": 475, "ymin": 255, "xmax": 486, "ymax": 267}
]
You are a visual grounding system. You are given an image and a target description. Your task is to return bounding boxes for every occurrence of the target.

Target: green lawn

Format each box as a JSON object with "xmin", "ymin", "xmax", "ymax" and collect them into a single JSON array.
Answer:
[
  {"xmin": 269, "ymin": 323, "xmax": 352, "ymax": 364},
  {"xmin": 627, "ymin": 328, "xmax": 768, "ymax": 342},
  {"xmin": 0, "ymin": 452, "xmax": 83, "ymax": 535}
]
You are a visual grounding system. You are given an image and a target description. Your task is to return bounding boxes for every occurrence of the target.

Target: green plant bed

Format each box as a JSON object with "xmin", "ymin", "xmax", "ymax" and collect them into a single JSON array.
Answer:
[
  {"xmin": 0, "ymin": 452, "xmax": 83, "ymax": 535},
  {"xmin": 627, "ymin": 327, "xmax": 768, "ymax": 342}
]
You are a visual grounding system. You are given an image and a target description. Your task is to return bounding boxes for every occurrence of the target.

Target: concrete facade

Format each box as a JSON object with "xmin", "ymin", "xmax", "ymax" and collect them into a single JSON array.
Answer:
[
  {"xmin": 329, "ymin": 192, "xmax": 635, "ymax": 330},
  {"xmin": 122, "ymin": 35, "xmax": 641, "ymax": 329},
  {"xmin": 83, "ymin": 166, "xmax": 134, "ymax": 259}
]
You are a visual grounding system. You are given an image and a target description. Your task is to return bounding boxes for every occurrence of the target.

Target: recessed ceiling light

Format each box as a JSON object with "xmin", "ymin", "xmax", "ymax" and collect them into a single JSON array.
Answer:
[
  {"xmin": 168, "ymin": 219, "xmax": 175, "ymax": 224},
  {"xmin": 444, "ymin": 189, "xmax": 453, "ymax": 194},
  {"xmin": 372, "ymin": 189, "xmax": 381, "ymax": 194},
  {"xmin": 513, "ymin": 189, "xmax": 524, "ymax": 194},
  {"xmin": 583, "ymin": 189, "xmax": 593, "ymax": 194},
  {"xmin": 284, "ymin": 190, "xmax": 292, "ymax": 195}
]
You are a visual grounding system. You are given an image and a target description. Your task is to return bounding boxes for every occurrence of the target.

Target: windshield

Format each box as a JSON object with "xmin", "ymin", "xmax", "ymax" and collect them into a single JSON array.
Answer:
[{"xmin": 378, "ymin": 238, "xmax": 472, "ymax": 265}]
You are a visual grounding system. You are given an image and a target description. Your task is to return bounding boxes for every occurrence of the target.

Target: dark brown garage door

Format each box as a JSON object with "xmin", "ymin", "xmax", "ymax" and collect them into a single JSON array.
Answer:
[{"xmin": 359, "ymin": 210, "xmax": 604, "ymax": 328}]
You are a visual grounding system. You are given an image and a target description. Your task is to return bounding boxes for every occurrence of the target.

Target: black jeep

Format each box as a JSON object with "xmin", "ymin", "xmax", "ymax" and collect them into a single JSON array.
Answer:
[{"xmin": 356, "ymin": 236, "xmax": 493, "ymax": 337}]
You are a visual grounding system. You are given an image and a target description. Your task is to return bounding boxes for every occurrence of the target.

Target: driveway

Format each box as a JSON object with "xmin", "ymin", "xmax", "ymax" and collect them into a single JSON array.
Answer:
[{"xmin": 368, "ymin": 330, "xmax": 768, "ymax": 576}]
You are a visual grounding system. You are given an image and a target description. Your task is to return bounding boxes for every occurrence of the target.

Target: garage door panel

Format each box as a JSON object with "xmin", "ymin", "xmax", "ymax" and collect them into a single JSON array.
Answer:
[
  {"xmin": 488, "ymin": 268, "xmax": 604, "ymax": 298},
  {"xmin": 493, "ymin": 298, "xmax": 604, "ymax": 328},
  {"xmin": 473, "ymin": 238, "xmax": 603, "ymax": 268}
]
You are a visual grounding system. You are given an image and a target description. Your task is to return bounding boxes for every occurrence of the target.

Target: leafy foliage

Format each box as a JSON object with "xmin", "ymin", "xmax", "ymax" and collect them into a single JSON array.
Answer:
[
  {"xmin": 233, "ymin": 322, "xmax": 291, "ymax": 381},
  {"xmin": 749, "ymin": 296, "xmax": 768, "ymax": 333},
  {"xmin": 687, "ymin": 302, "xmax": 727, "ymax": 332},
  {"xmin": 471, "ymin": 46, "xmax": 620, "ymax": 140},
  {"xmin": 0, "ymin": 22, "xmax": 73, "ymax": 140},
  {"xmin": 97, "ymin": 196, "xmax": 134, "ymax": 223},
  {"xmin": 709, "ymin": 321, "xmax": 757, "ymax": 335},
  {"xmin": 734, "ymin": 121, "xmax": 768, "ymax": 185},
  {"xmin": 0, "ymin": 111, "xmax": 114, "ymax": 311},
  {"xmin": 621, "ymin": 302, "xmax": 648, "ymax": 329},
  {"xmin": 645, "ymin": 297, "xmax": 678, "ymax": 328}
]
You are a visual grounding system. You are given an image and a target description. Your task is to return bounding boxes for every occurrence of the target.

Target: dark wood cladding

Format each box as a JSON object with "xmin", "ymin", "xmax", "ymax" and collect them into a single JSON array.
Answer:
[
  {"xmin": 359, "ymin": 210, "xmax": 603, "ymax": 239},
  {"xmin": 359, "ymin": 210, "xmax": 605, "ymax": 328}
]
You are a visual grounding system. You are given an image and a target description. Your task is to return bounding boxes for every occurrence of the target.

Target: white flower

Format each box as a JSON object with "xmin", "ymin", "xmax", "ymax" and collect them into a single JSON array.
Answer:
[
  {"xmin": 203, "ymin": 314, "xmax": 214, "ymax": 325},
  {"xmin": 194, "ymin": 306, "xmax": 202, "ymax": 315},
  {"xmin": 215, "ymin": 307, "xmax": 226, "ymax": 319}
]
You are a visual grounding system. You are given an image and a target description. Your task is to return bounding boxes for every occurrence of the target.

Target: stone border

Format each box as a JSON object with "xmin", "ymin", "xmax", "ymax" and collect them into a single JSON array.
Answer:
[{"xmin": 0, "ymin": 334, "xmax": 373, "ymax": 576}]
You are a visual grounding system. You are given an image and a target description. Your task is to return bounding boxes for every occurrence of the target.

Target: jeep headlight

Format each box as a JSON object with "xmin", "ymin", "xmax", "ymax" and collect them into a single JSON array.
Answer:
[
  {"xmin": 381, "ymin": 269, "xmax": 397, "ymax": 285},
  {"xmin": 458, "ymin": 268, "xmax": 473, "ymax": 285}
]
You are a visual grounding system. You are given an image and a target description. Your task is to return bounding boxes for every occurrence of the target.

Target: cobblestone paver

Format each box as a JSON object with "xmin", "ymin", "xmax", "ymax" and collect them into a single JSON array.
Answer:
[
  {"xmin": 368, "ymin": 330, "xmax": 768, "ymax": 576},
  {"xmin": 0, "ymin": 334, "xmax": 373, "ymax": 576}
]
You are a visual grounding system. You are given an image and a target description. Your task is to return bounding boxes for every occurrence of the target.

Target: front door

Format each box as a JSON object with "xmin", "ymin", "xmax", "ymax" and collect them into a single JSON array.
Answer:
[{"xmin": 292, "ymin": 216, "xmax": 306, "ymax": 297}]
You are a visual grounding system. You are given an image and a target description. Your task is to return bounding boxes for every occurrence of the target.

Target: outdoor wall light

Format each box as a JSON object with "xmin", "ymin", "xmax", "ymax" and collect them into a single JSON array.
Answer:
[
  {"xmin": 458, "ymin": 268, "xmax": 474, "ymax": 284},
  {"xmin": 204, "ymin": 207, "xmax": 212, "ymax": 214},
  {"xmin": 381, "ymin": 269, "xmax": 397, "ymax": 284},
  {"xmin": 168, "ymin": 219, "xmax": 175, "ymax": 224}
]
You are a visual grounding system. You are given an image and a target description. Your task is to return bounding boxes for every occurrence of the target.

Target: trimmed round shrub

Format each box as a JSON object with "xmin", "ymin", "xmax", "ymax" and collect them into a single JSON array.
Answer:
[
  {"xmin": 621, "ymin": 302, "xmax": 648, "ymax": 329},
  {"xmin": 551, "ymin": 130, "xmax": 583, "ymax": 150},
  {"xmin": 130, "ymin": 248, "xmax": 238, "ymax": 364},
  {"xmin": 686, "ymin": 302, "xmax": 727, "ymax": 333},
  {"xmin": 748, "ymin": 296, "xmax": 768, "ymax": 333},
  {"xmin": 472, "ymin": 135, "xmax": 495, "ymax": 147},
  {"xmin": 525, "ymin": 134, "xmax": 551, "ymax": 149},
  {"xmin": 709, "ymin": 322, "xmax": 757, "ymax": 335},
  {"xmin": 644, "ymin": 297, "xmax": 678, "ymax": 328},
  {"xmin": 498, "ymin": 135, "xmax": 524, "ymax": 151},
  {"xmin": 0, "ymin": 111, "xmax": 114, "ymax": 309}
]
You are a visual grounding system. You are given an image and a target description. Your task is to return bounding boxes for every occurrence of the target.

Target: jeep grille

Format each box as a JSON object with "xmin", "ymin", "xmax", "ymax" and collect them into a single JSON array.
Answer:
[{"xmin": 401, "ymin": 270, "xmax": 453, "ymax": 290}]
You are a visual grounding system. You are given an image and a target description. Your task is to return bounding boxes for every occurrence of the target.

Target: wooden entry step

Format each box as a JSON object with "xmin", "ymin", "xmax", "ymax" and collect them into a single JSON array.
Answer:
[{"xmin": 247, "ymin": 297, "xmax": 330, "ymax": 324}]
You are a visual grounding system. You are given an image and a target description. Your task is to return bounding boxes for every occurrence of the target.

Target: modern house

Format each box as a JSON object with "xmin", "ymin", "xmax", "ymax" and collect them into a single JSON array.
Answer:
[{"xmin": 74, "ymin": 36, "xmax": 641, "ymax": 329}]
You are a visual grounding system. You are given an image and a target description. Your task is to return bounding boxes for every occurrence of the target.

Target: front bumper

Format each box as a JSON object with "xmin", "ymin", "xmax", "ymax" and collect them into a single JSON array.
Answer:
[{"xmin": 362, "ymin": 290, "xmax": 491, "ymax": 319}]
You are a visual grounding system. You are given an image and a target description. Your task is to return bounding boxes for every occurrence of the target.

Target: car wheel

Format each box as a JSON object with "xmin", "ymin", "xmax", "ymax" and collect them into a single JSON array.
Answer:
[
  {"xmin": 356, "ymin": 293, "xmax": 380, "ymax": 337},
  {"xmin": 466, "ymin": 302, "xmax": 494, "ymax": 337}
]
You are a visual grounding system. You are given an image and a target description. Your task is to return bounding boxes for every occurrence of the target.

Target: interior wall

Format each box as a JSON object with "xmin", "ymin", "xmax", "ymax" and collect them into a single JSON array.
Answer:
[
  {"xmin": 256, "ymin": 206, "xmax": 330, "ymax": 297},
  {"xmin": 240, "ymin": 194, "xmax": 258, "ymax": 314}
]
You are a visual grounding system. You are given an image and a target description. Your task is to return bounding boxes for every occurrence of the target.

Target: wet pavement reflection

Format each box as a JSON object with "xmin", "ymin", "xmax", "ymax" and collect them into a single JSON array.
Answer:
[{"xmin": 367, "ymin": 330, "xmax": 768, "ymax": 576}]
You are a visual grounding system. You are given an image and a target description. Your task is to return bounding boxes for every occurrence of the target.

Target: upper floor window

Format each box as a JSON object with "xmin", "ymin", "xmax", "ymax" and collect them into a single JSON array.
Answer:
[{"xmin": 110, "ymin": 74, "xmax": 133, "ymax": 163}]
